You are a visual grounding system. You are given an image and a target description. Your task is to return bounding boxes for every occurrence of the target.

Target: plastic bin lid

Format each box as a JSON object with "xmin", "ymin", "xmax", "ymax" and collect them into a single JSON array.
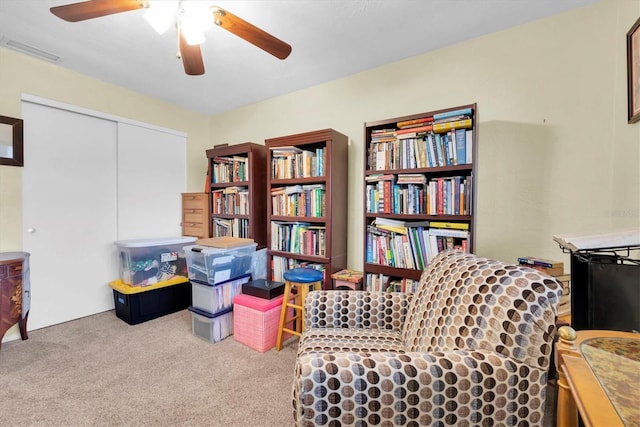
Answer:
[
  {"xmin": 188, "ymin": 305, "xmax": 233, "ymax": 319},
  {"xmin": 191, "ymin": 274, "xmax": 251, "ymax": 288},
  {"xmin": 185, "ymin": 243, "xmax": 257, "ymax": 253},
  {"xmin": 114, "ymin": 236, "xmax": 197, "ymax": 248},
  {"xmin": 109, "ymin": 277, "xmax": 189, "ymax": 294}
]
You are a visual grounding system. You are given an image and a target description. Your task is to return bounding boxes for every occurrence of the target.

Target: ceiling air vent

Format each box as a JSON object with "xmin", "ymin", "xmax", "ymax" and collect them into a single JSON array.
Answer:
[{"xmin": 1, "ymin": 37, "xmax": 61, "ymax": 63}]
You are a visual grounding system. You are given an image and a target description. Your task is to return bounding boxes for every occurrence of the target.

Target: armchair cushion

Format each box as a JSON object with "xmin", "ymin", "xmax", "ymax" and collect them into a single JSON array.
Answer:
[
  {"xmin": 295, "ymin": 349, "xmax": 546, "ymax": 426},
  {"xmin": 305, "ymin": 290, "xmax": 412, "ymax": 330}
]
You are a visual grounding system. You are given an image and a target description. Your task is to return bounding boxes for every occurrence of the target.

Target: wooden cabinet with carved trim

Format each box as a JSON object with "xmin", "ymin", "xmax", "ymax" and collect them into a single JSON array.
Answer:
[{"xmin": 0, "ymin": 252, "xmax": 30, "ymax": 349}]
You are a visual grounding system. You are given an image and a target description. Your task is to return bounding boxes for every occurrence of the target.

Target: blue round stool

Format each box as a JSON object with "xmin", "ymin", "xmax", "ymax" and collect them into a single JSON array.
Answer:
[{"xmin": 276, "ymin": 268, "xmax": 324, "ymax": 351}]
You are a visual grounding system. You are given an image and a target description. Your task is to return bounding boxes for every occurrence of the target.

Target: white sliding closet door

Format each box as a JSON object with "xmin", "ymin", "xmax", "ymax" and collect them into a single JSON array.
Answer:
[
  {"xmin": 116, "ymin": 123, "xmax": 185, "ymax": 239},
  {"xmin": 22, "ymin": 101, "xmax": 118, "ymax": 331},
  {"xmin": 21, "ymin": 97, "xmax": 187, "ymax": 332}
]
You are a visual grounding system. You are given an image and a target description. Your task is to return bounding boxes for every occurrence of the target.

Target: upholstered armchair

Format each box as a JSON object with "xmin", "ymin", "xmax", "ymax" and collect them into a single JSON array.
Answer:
[{"xmin": 292, "ymin": 250, "xmax": 562, "ymax": 426}]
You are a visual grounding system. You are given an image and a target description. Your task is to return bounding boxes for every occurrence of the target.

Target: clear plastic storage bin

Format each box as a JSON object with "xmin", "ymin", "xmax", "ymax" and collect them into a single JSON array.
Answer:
[
  {"xmin": 115, "ymin": 236, "xmax": 197, "ymax": 287},
  {"xmin": 189, "ymin": 306, "xmax": 234, "ymax": 343},
  {"xmin": 185, "ymin": 243, "xmax": 257, "ymax": 285},
  {"xmin": 191, "ymin": 274, "xmax": 250, "ymax": 315}
]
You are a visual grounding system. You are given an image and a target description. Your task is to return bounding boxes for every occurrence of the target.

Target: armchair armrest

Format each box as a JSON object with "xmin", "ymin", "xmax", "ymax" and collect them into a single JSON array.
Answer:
[
  {"xmin": 304, "ymin": 290, "xmax": 412, "ymax": 330},
  {"xmin": 293, "ymin": 349, "xmax": 549, "ymax": 426}
]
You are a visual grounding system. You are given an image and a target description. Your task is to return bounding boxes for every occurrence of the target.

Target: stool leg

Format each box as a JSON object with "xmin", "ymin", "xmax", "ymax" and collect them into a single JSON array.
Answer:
[
  {"xmin": 299, "ymin": 284, "xmax": 309, "ymax": 333},
  {"xmin": 276, "ymin": 281, "xmax": 293, "ymax": 351}
]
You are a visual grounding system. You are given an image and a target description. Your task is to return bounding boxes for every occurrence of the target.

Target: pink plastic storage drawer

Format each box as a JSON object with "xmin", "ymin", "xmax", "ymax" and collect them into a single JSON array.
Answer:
[{"xmin": 232, "ymin": 294, "xmax": 292, "ymax": 353}]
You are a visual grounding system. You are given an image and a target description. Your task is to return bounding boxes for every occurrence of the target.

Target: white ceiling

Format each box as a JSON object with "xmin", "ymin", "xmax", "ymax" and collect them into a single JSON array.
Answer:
[{"xmin": 0, "ymin": 0, "xmax": 597, "ymax": 116}]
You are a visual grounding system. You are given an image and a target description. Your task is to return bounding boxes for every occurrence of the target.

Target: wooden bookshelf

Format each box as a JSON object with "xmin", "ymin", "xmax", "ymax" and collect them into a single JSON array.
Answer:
[
  {"xmin": 363, "ymin": 104, "xmax": 478, "ymax": 292},
  {"xmin": 265, "ymin": 128, "xmax": 348, "ymax": 289},
  {"xmin": 205, "ymin": 142, "xmax": 267, "ymax": 248}
]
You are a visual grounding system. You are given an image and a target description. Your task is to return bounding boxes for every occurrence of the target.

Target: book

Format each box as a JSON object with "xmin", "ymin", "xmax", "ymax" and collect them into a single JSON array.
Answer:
[
  {"xmin": 433, "ymin": 118, "xmax": 473, "ymax": 133},
  {"xmin": 396, "ymin": 173, "xmax": 427, "ymax": 184},
  {"xmin": 396, "ymin": 124, "xmax": 433, "ymax": 135},
  {"xmin": 454, "ymin": 128, "xmax": 466, "ymax": 165},
  {"xmin": 429, "ymin": 221, "xmax": 470, "ymax": 230},
  {"xmin": 428, "ymin": 227, "xmax": 469, "ymax": 238},
  {"xmin": 552, "ymin": 228, "xmax": 640, "ymax": 252},
  {"xmin": 433, "ymin": 108, "xmax": 472, "ymax": 121},
  {"xmin": 396, "ymin": 117, "xmax": 434, "ymax": 128},
  {"xmin": 517, "ymin": 256, "xmax": 563, "ymax": 269},
  {"xmin": 270, "ymin": 145, "xmax": 304, "ymax": 155},
  {"xmin": 365, "ymin": 173, "xmax": 395, "ymax": 182},
  {"xmin": 407, "ymin": 226, "xmax": 425, "ymax": 269},
  {"xmin": 373, "ymin": 217, "xmax": 406, "ymax": 234},
  {"xmin": 465, "ymin": 129, "xmax": 473, "ymax": 164},
  {"xmin": 555, "ymin": 274, "xmax": 571, "ymax": 296},
  {"xmin": 522, "ymin": 264, "xmax": 565, "ymax": 277}
]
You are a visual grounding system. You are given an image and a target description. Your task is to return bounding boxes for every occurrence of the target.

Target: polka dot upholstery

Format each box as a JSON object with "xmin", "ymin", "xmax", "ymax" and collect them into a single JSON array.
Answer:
[{"xmin": 293, "ymin": 250, "xmax": 562, "ymax": 426}]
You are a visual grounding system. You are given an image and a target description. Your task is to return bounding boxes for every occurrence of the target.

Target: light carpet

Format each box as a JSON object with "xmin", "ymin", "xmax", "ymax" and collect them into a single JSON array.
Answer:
[{"xmin": 0, "ymin": 309, "xmax": 298, "ymax": 427}]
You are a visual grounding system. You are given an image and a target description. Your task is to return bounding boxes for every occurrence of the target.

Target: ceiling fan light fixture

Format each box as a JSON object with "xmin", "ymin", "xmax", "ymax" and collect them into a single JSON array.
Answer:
[
  {"xmin": 143, "ymin": 0, "xmax": 178, "ymax": 35},
  {"xmin": 179, "ymin": 5, "xmax": 211, "ymax": 46},
  {"xmin": 182, "ymin": 26, "xmax": 205, "ymax": 46}
]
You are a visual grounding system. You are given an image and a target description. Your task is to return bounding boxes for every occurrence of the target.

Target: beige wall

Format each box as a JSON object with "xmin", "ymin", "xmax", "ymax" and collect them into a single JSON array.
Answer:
[
  {"xmin": 0, "ymin": 48, "xmax": 209, "ymax": 252},
  {"xmin": 1, "ymin": 0, "xmax": 639, "ymax": 270},
  {"xmin": 196, "ymin": 0, "xmax": 640, "ymax": 268}
]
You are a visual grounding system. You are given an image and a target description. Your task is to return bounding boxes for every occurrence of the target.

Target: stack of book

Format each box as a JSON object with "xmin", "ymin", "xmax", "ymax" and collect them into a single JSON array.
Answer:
[
  {"xmin": 517, "ymin": 256, "xmax": 564, "ymax": 276},
  {"xmin": 517, "ymin": 256, "xmax": 570, "ymax": 317}
]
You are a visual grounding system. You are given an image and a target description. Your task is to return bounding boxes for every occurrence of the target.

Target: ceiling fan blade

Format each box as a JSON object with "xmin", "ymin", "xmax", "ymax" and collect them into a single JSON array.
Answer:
[
  {"xmin": 212, "ymin": 7, "xmax": 292, "ymax": 60},
  {"xmin": 50, "ymin": 0, "xmax": 144, "ymax": 22},
  {"xmin": 179, "ymin": 32, "xmax": 205, "ymax": 76}
]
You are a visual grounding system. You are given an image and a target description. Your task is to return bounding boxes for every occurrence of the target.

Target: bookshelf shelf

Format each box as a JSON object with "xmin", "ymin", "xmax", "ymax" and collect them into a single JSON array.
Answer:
[
  {"xmin": 206, "ymin": 142, "xmax": 267, "ymax": 248},
  {"xmin": 266, "ymin": 128, "xmax": 348, "ymax": 289},
  {"xmin": 363, "ymin": 103, "xmax": 478, "ymax": 292}
]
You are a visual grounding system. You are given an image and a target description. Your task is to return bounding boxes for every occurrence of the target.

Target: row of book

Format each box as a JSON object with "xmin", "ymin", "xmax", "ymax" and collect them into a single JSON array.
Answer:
[
  {"xmin": 365, "ymin": 273, "xmax": 420, "ymax": 294},
  {"xmin": 365, "ymin": 175, "xmax": 473, "ymax": 216},
  {"xmin": 270, "ymin": 221, "xmax": 327, "ymax": 257},
  {"xmin": 211, "ymin": 187, "xmax": 249, "ymax": 215},
  {"xmin": 370, "ymin": 129, "xmax": 473, "ymax": 171},
  {"xmin": 270, "ymin": 145, "xmax": 326, "ymax": 179},
  {"xmin": 271, "ymin": 255, "xmax": 325, "ymax": 283},
  {"xmin": 271, "ymin": 184, "xmax": 325, "ymax": 217},
  {"xmin": 366, "ymin": 218, "xmax": 469, "ymax": 270},
  {"xmin": 211, "ymin": 156, "xmax": 248, "ymax": 183},
  {"xmin": 369, "ymin": 107, "xmax": 474, "ymax": 171},
  {"xmin": 212, "ymin": 218, "xmax": 250, "ymax": 238}
]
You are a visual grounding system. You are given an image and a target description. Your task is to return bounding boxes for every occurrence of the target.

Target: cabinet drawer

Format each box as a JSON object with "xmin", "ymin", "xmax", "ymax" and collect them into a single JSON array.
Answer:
[
  {"xmin": 183, "ymin": 198, "xmax": 206, "ymax": 210},
  {"xmin": 183, "ymin": 224, "xmax": 206, "ymax": 237},
  {"xmin": 0, "ymin": 261, "xmax": 22, "ymax": 279},
  {"xmin": 184, "ymin": 212, "xmax": 205, "ymax": 223},
  {"xmin": 183, "ymin": 207, "xmax": 204, "ymax": 216}
]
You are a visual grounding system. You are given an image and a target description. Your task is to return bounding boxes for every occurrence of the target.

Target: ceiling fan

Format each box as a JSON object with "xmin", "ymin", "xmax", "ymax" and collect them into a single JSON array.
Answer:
[{"xmin": 50, "ymin": 0, "xmax": 292, "ymax": 76}]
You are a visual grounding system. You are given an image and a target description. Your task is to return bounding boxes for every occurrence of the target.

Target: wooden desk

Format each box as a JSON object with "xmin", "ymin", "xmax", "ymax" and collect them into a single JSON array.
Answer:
[{"xmin": 555, "ymin": 327, "xmax": 640, "ymax": 427}]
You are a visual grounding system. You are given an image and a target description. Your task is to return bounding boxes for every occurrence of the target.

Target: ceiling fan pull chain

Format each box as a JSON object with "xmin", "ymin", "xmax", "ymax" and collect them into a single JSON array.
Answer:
[{"xmin": 175, "ymin": 17, "xmax": 182, "ymax": 59}]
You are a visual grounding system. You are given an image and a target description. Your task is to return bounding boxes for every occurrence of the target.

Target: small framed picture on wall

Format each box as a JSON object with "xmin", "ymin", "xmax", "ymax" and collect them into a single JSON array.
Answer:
[{"xmin": 627, "ymin": 17, "xmax": 640, "ymax": 123}]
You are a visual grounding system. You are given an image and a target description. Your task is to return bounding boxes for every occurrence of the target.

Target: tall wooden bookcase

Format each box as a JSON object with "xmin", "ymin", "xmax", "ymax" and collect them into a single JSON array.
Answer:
[
  {"xmin": 363, "ymin": 103, "xmax": 478, "ymax": 292},
  {"xmin": 265, "ymin": 128, "xmax": 348, "ymax": 289},
  {"xmin": 206, "ymin": 142, "xmax": 267, "ymax": 248}
]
